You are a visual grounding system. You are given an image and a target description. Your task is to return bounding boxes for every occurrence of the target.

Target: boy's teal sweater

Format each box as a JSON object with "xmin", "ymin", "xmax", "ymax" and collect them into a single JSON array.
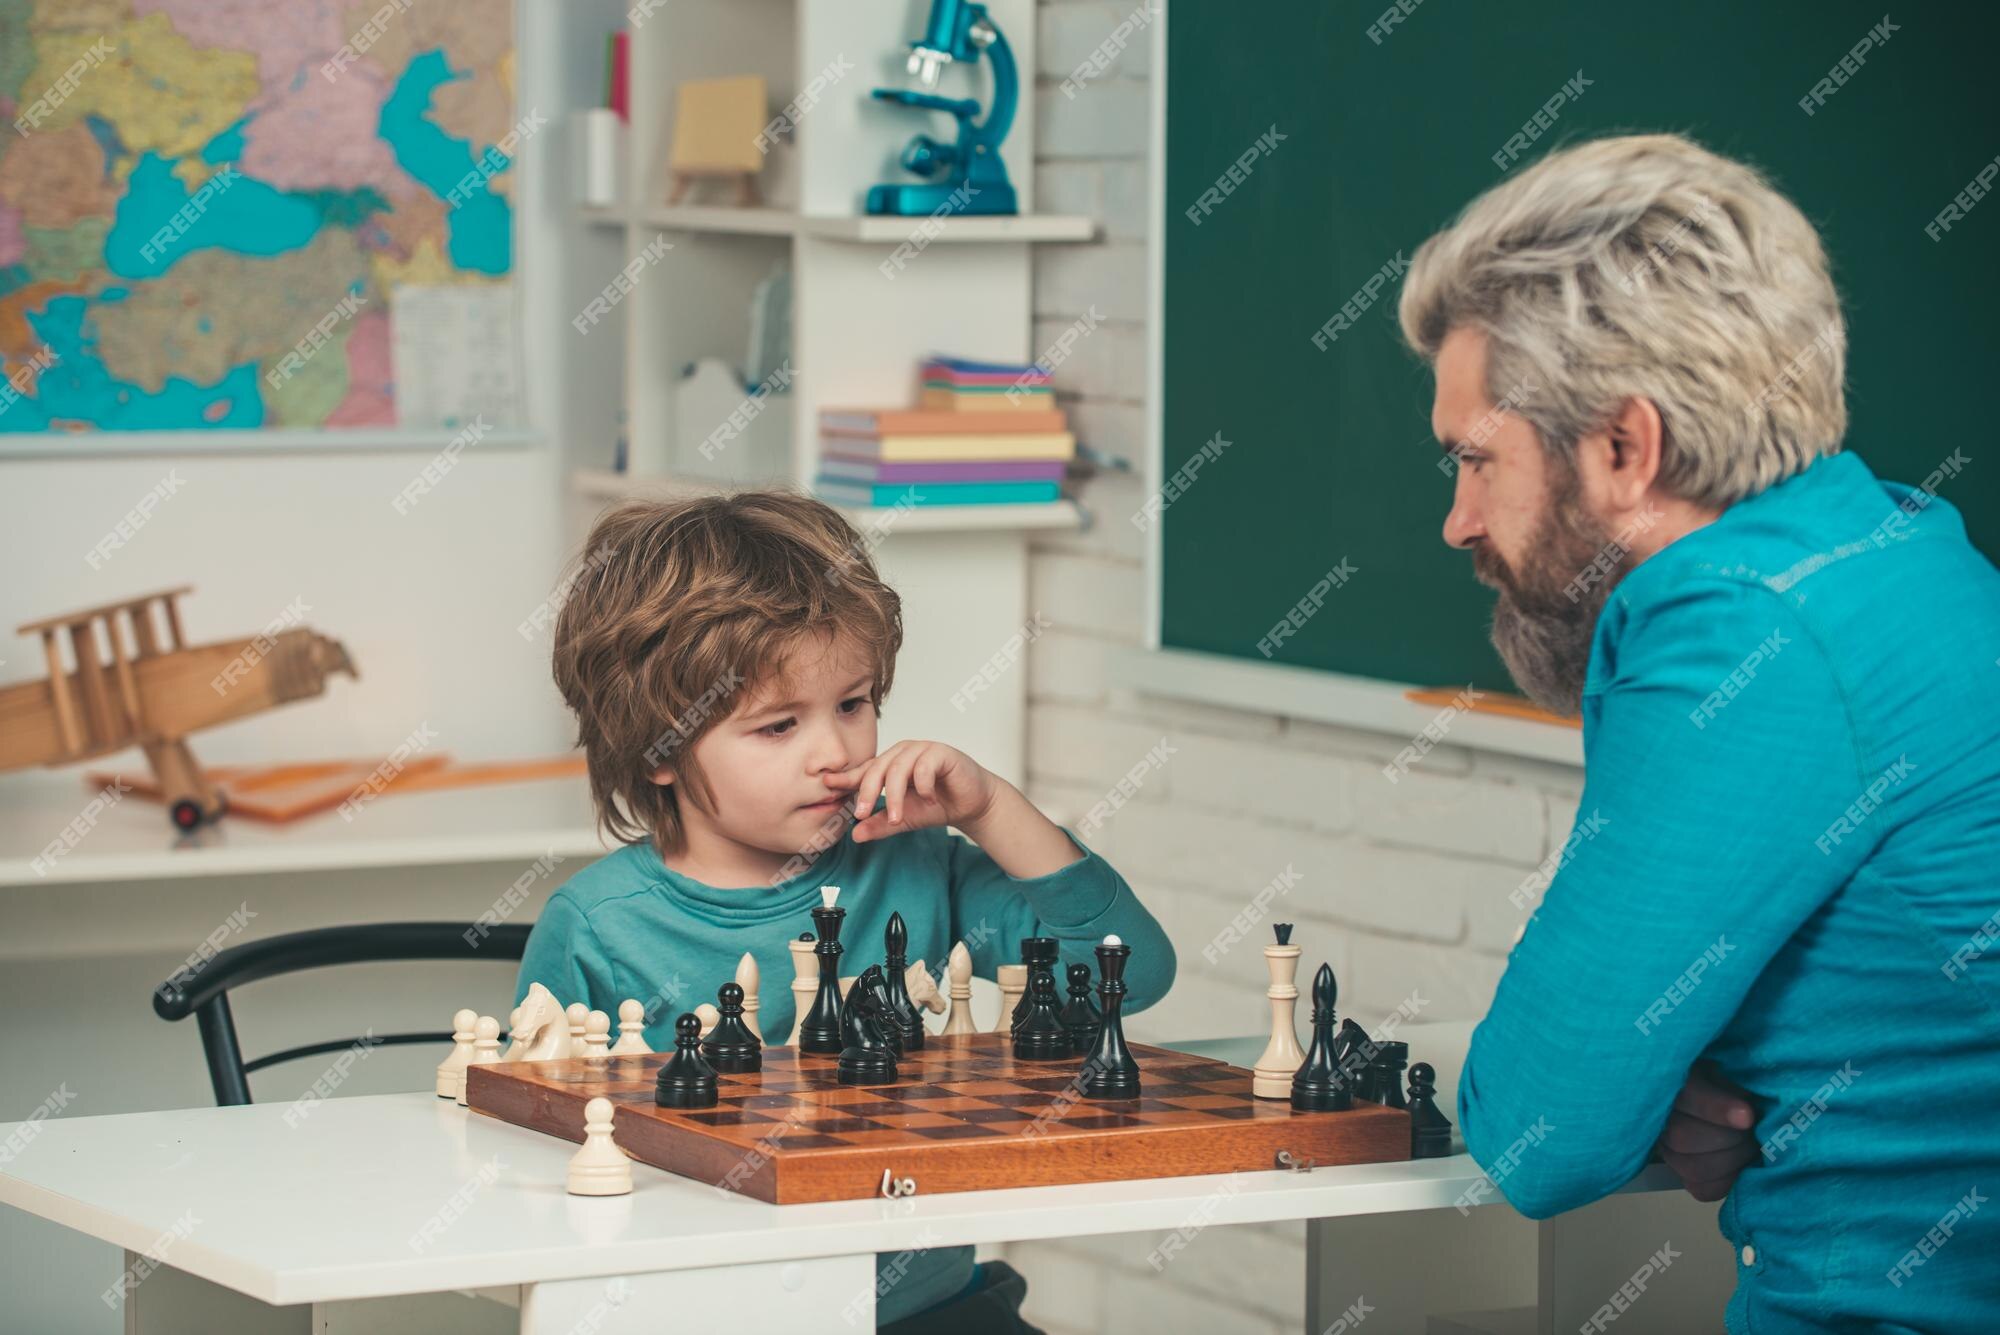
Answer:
[{"xmin": 514, "ymin": 823, "xmax": 1175, "ymax": 1326}]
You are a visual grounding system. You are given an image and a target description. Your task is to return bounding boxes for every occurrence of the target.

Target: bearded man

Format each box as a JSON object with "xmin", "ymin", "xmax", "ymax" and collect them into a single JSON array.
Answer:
[{"xmin": 1400, "ymin": 133, "xmax": 1999, "ymax": 1333}]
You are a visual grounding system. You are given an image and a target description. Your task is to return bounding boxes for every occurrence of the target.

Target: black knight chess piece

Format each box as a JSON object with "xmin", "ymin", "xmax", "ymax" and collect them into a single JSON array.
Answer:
[
  {"xmin": 1290, "ymin": 963, "xmax": 1354, "ymax": 1113},
  {"xmin": 837, "ymin": 972, "xmax": 900, "ymax": 1086},
  {"xmin": 1078, "ymin": 937, "xmax": 1140, "ymax": 1100},
  {"xmin": 1059, "ymin": 961, "xmax": 1100, "ymax": 1051},
  {"xmin": 798, "ymin": 894, "xmax": 847, "ymax": 1055},
  {"xmin": 654, "ymin": 1013, "xmax": 719, "ymax": 1109},
  {"xmin": 852, "ymin": 964, "xmax": 905, "ymax": 1057},
  {"xmin": 881, "ymin": 911, "xmax": 925, "ymax": 1051},
  {"xmin": 1409, "ymin": 1062, "xmax": 1453, "ymax": 1158},
  {"xmin": 700, "ymin": 982, "xmax": 762, "ymax": 1073},
  {"xmin": 1013, "ymin": 939, "xmax": 1074, "ymax": 1062}
]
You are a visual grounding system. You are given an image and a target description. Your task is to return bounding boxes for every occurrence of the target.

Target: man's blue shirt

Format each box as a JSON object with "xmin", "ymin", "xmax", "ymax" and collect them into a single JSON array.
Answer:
[{"xmin": 1460, "ymin": 451, "xmax": 2000, "ymax": 1333}]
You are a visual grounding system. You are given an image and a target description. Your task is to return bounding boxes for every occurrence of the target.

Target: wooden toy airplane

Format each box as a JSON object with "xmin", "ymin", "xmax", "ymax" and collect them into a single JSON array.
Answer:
[{"xmin": 0, "ymin": 587, "xmax": 356, "ymax": 830}]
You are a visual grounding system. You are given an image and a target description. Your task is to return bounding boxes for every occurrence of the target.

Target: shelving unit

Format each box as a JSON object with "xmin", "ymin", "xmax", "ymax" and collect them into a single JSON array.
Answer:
[{"xmin": 551, "ymin": 0, "xmax": 1091, "ymax": 782}]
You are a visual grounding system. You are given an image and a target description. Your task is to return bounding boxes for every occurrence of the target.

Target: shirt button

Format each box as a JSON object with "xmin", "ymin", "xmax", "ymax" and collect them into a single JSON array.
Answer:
[{"xmin": 1741, "ymin": 1245, "xmax": 1757, "ymax": 1266}]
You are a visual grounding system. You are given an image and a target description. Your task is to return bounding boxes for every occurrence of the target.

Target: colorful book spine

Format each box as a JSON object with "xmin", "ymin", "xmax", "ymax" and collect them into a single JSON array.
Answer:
[
  {"xmin": 817, "ymin": 431, "xmax": 1076, "ymax": 462},
  {"xmin": 819, "ymin": 408, "xmax": 1068, "ymax": 435},
  {"xmin": 821, "ymin": 456, "xmax": 1067, "ymax": 483},
  {"xmin": 815, "ymin": 479, "xmax": 1063, "ymax": 507}
]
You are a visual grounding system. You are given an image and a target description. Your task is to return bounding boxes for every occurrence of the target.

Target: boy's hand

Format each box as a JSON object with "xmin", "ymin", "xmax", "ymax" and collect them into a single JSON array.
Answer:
[
  {"xmin": 827, "ymin": 740, "xmax": 1000, "ymax": 842},
  {"xmin": 1656, "ymin": 1063, "xmax": 1758, "ymax": 1202}
]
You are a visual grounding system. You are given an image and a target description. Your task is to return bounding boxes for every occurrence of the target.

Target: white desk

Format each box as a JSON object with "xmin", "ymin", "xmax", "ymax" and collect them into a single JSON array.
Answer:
[{"xmin": 0, "ymin": 1035, "xmax": 1734, "ymax": 1334}]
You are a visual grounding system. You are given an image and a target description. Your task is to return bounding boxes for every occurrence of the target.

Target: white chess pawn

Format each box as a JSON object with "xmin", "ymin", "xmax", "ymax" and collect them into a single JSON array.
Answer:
[
  {"xmin": 437, "ymin": 1008, "xmax": 477, "ymax": 1099},
  {"xmin": 905, "ymin": 960, "xmax": 947, "ymax": 1018},
  {"xmin": 566, "ymin": 1002, "xmax": 590, "ymax": 1048},
  {"xmin": 694, "ymin": 1003, "xmax": 719, "ymax": 1037},
  {"xmin": 786, "ymin": 936, "xmax": 816, "ymax": 1046},
  {"xmin": 610, "ymin": 999, "xmax": 652, "ymax": 1055},
  {"xmin": 583, "ymin": 1009, "xmax": 611, "ymax": 1059},
  {"xmin": 735, "ymin": 952, "xmax": 761, "ymax": 1041},
  {"xmin": 941, "ymin": 941, "xmax": 978, "ymax": 1036},
  {"xmin": 567, "ymin": 1097, "xmax": 633, "ymax": 1196},
  {"xmin": 1253, "ymin": 926, "xmax": 1308, "ymax": 1099},
  {"xmin": 992, "ymin": 964, "xmax": 1027, "ymax": 1034},
  {"xmin": 457, "ymin": 1015, "xmax": 502, "ymax": 1107}
]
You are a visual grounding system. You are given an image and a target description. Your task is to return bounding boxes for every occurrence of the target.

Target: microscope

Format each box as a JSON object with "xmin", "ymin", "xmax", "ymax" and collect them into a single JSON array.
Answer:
[{"xmin": 865, "ymin": 0, "xmax": 1020, "ymax": 216}]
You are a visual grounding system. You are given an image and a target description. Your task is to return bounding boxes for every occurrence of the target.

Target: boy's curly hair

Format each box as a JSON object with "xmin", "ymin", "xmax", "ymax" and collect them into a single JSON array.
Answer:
[{"xmin": 550, "ymin": 490, "xmax": 903, "ymax": 854}]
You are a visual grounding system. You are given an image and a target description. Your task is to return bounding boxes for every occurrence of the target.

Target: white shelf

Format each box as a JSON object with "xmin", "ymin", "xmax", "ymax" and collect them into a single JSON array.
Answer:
[
  {"xmin": 603, "ymin": 205, "xmax": 1096, "ymax": 243},
  {"xmin": 571, "ymin": 469, "xmax": 1084, "ymax": 534},
  {"xmin": 0, "ymin": 770, "xmax": 609, "ymax": 887}
]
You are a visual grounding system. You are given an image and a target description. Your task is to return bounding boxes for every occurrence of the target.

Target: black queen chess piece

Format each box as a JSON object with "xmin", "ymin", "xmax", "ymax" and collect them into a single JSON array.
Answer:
[
  {"xmin": 654, "ymin": 1013, "xmax": 719, "ymax": 1109},
  {"xmin": 700, "ymin": 982, "xmax": 762, "ymax": 1073},
  {"xmin": 881, "ymin": 911, "xmax": 926, "ymax": 1051},
  {"xmin": 1012, "ymin": 938, "xmax": 1074, "ymax": 1062},
  {"xmin": 1059, "ymin": 961, "xmax": 1100, "ymax": 1051},
  {"xmin": 837, "ymin": 969, "xmax": 900, "ymax": 1086},
  {"xmin": 1290, "ymin": 963, "xmax": 1354, "ymax": 1113},
  {"xmin": 1078, "ymin": 935, "xmax": 1141, "ymax": 1100},
  {"xmin": 798, "ymin": 886, "xmax": 847, "ymax": 1055}
]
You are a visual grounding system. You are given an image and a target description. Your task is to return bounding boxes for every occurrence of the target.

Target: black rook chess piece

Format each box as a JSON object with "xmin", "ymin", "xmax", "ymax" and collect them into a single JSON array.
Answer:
[
  {"xmin": 1358, "ymin": 1040, "xmax": 1409, "ymax": 1108},
  {"xmin": 1409, "ymin": 1062, "xmax": 1453, "ymax": 1158},
  {"xmin": 654, "ymin": 1013, "xmax": 719, "ymax": 1109},
  {"xmin": 881, "ymin": 911, "xmax": 926, "ymax": 1051},
  {"xmin": 1290, "ymin": 963, "xmax": 1353, "ymax": 1113},
  {"xmin": 798, "ymin": 894, "xmax": 847, "ymax": 1055},
  {"xmin": 1011, "ymin": 937, "xmax": 1051, "ymax": 1035},
  {"xmin": 701, "ymin": 982, "xmax": 762, "ymax": 1073},
  {"xmin": 1013, "ymin": 940, "xmax": 1073, "ymax": 1062},
  {"xmin": 837, "ymin": 976, "xmax": 900, "ymax": 1086},
  {"xmin": 1058, "ymin": 962, "xmax": 1100, "ymax": 1051},
  {"xmin": 1078, "ymin": 937, "xmax": 1141, "ymax": 1100}
]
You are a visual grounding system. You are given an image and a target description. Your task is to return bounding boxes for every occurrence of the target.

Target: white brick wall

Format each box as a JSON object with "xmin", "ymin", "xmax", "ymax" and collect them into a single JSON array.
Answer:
[{"xmin": 998, "ymin": 3, "xmax": 1585, "ymax": 1326}]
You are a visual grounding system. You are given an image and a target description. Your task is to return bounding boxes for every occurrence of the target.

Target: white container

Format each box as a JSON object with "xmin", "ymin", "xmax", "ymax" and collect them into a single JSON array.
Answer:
[
  {"xmin": 576, "ymin": 108, "xmax": 623, "ymax": 208},
  {"xmin": 674, "ymin": 356, "xmax": 790, "ymax": 484}
]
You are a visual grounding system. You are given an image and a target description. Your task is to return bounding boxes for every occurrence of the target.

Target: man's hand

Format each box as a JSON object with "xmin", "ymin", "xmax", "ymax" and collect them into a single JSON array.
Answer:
[
  {"xmin": 1657, "ymin": 1064, "xmax": 1758, "ymax": 1202},
  {"xmin": 826, "ymin": 740, "xmax": 999, "ymax": 842}
]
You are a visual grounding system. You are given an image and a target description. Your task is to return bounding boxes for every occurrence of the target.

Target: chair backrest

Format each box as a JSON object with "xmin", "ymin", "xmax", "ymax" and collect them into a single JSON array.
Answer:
[{"xmin": 152, "ymin": 921, "xmax": 531, "ymax": 1105}]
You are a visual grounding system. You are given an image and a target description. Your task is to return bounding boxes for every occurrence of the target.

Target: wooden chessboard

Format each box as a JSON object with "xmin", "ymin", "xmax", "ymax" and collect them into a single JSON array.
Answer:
[{"xmin": 465, "ymin": 1034, "xmax": 1410, "ymax": 1204}]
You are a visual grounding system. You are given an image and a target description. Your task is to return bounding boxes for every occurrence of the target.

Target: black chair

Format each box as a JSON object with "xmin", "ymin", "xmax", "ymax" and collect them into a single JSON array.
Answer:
[{"xmin": 152, "ymin": 922, "xmax": 531, "ymax": 1105}]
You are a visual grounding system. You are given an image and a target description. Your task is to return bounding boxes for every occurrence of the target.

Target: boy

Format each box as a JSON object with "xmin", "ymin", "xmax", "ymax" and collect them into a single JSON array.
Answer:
[{"xmin": 515, "ymin": 491, "xmax": 1177, "ymax": 1332}]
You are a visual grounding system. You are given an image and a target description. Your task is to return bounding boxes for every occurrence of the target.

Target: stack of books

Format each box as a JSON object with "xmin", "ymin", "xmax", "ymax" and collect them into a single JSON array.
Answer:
[{"xmin": 815, "ymin": 357, "xmax": 1074, "ymax": 508}]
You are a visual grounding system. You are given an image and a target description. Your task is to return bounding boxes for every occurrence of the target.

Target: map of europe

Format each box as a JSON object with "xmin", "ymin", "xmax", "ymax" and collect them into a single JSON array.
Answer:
[{"xmin": 0, "ymin": 0, "xmax": 517, "ymax": 433}]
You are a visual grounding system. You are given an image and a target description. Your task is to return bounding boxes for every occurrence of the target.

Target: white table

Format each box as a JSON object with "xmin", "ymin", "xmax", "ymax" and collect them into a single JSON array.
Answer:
[{"xmin": 0, "ymin": 1030, "xmax": 1739, "ymax": 1334}]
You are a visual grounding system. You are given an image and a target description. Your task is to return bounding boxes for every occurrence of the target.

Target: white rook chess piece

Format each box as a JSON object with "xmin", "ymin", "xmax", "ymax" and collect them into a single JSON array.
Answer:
[
  {"xmin": 735, "ymin": 952, "xmax": 761, "ymax": 1040},
  {"xmin": 583, "ymin": 1009, "xmax": 611, "ymax": 1059},
  {"xmin": 567, "ymin": 1097, "xmax": 633, "ymax": 1196},
  {"xmin": 941, "ymin": 941, "xmax": 978, "ymax": 1036},
  {"xmin": 457, "ymin": 1015, "xmax": 502, "ymax": 1107},
  {"xmin": 611, "ymin": 999, "xmax": 652, "ymax": 1055},
  {"xmin": 437, "ymin": 1008, "xmax": 477, "ymax": 1099},
  {"xmin": 787, "ymin": 935, "xmax": 817, "ymax": 1046},
  {"xmin": 1253, "ymin": 924, "xmax": 1307, "ymax": 1099},
  {"xmin": 992, "ymin": 964, "xmax": 1027, "ymax": 1034}
]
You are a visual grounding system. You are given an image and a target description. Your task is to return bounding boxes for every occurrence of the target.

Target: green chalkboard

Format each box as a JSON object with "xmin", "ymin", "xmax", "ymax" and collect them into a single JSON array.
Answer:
[{"xmin": 1161, "ymin": 2, "xmax": 1999, "ymax": 692}]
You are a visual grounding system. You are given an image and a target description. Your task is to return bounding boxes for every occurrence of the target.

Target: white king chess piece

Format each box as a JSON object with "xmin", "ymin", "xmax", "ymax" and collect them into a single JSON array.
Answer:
[{"xmin": 1252, "ymin": 923, "xmax": 1307, "ymax": 1099}]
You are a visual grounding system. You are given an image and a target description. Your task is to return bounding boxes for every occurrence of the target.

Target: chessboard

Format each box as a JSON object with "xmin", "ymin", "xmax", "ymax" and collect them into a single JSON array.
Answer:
[{"xmin": 465, "ymin": 1033, "xmax": 1410, "ymax": 1204}]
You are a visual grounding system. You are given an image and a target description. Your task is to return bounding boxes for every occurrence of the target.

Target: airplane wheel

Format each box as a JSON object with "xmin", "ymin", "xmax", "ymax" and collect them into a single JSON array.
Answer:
[{"xmin": 170, "ymin": 799, "xmax": 204, "ymax": 832}]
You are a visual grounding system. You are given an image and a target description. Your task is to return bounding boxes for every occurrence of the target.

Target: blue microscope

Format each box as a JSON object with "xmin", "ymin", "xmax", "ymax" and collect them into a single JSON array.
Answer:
[{"xmin": 864, "ymin": 0, "xmax": 1019, "ymax": 216}]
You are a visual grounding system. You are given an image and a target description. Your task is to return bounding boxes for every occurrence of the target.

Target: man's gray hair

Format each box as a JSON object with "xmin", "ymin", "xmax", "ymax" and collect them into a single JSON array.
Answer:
[{"xmin": 1400, "ymin": 133, "xmax": 1846, "ymax": 507}]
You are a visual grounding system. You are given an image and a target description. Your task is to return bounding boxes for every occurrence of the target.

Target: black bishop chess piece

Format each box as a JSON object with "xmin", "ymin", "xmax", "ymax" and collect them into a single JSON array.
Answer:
[
  {"xmin": 849, "ymin": 964, "xmax": 904, "ymax": 1057},
  {"xmin": 881, "ymin": 911, "xmax": 925, "ymax": 1052},
  {"xmin": 1078, "ymin": 936, "xmax": 1140, "ymax": 1100},
  {"xmin": 1409, "ymin": 1061, "xmax": 1454, "ymax": 1158},
  {"xmin": 797, "ymin": 889, "xmax": 847, "ymax": 1055},
  {"xmin": 1290, "ymin": 962, "xmax": 1354, "ymax": 1113},
  {"xmin": 1012, "ymin": 940, "xmax": 1073, "ymax": 1062},
  {"xmin": 654, "ymin": 1013, "xmax": 719, "ymax": 1109},
  {"xmin": 837, "ymin": 968, "xmax": 900, "ymax": 1086},
  {"xmin": 1058, "ymin": 962, "xmax": 1100, "ymax": 1052},
  {"xmin": 700, "ymin": 982, "xmax": 762, "ymax": 1073}
]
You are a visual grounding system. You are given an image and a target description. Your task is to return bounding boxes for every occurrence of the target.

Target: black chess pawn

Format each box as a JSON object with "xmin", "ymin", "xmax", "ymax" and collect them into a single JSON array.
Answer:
[
  {"xmin": 1013, "ymin": 941, "xmax": 1074, "ymax": 1062},
  {"xmin": 1409, "ymin": 1061, "xmax": 1453, "ymax": 1158},
  {"xmin": 837, "ymin": 980, "xmax": 900, "ymax": 1086},
  {"xmin": 881, "ymin": 911, "xmax": 925, "ymax": 1051},
  {"xmin": 1058, "ymin": 961, "xmax": 1101, "ymax": 1051},
  {"xmin": 701, "ymin": 982, "xmax": 762, "ymax": 1073},
  {"xmin": 1290, "ymin": 963, "xmax": 1353, "ymax": 1113},
  {"xmin": 654, "ymin": 1013, "xmax": 719, "ymax": 1109},
  {"xmin": 849, "ymin": 964, "xmax": 904, "ymax": 1057},
  {"xmin": 798, "ymin": 897, "xmax": 847, "ymax": 1055},
  {"xmin": 1078, "ymin": 937, "xmax": 1140, "ymax": 1099}
]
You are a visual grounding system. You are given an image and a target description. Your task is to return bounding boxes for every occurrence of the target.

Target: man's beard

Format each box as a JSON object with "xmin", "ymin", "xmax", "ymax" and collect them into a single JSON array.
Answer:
[{"xmin": 1472, "ymin": 461, "xmax": 1622, "ymax": 716}]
